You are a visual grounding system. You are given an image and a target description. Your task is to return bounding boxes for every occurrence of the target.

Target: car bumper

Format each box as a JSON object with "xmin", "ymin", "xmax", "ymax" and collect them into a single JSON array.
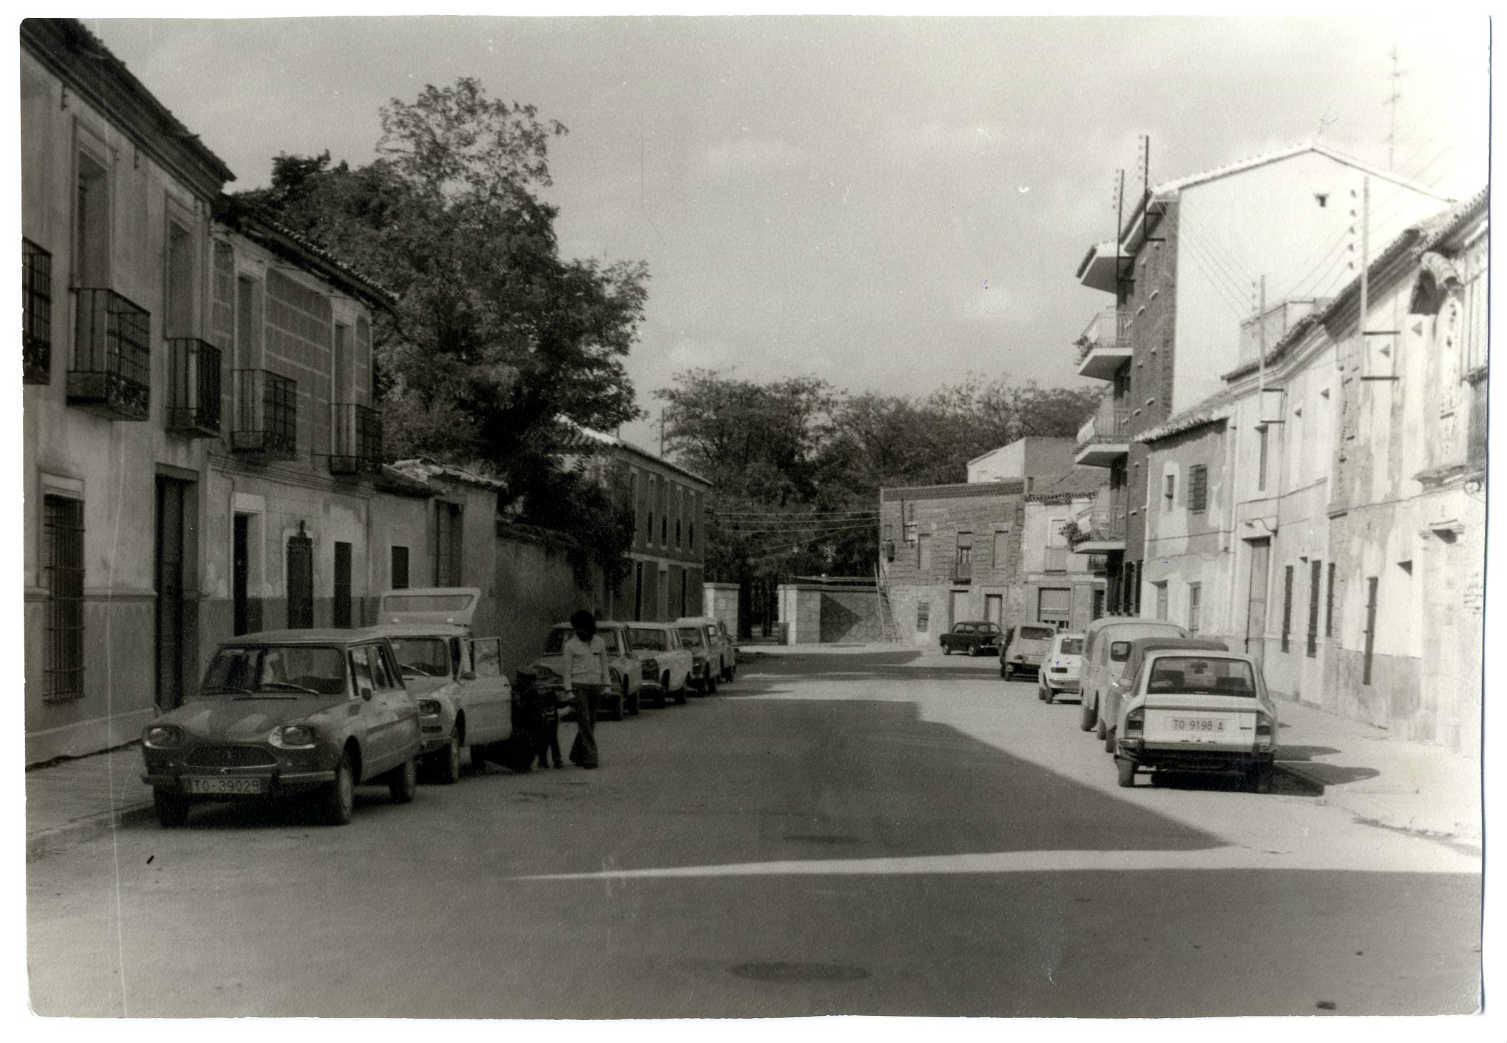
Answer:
[
  {"xmin": 1116, "ymin": 742, "xmax": 1274, "ymax": 774},
  {"xmin": 141, "ymin": 768, "xmax": 338, "ymax": 797}
]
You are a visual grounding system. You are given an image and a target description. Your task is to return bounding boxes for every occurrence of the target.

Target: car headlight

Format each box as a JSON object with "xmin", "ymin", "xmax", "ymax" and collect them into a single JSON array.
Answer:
[
  {"xmin": 417, "ymin": 699, "xmax": 443, "ymax": 716},
  {"xmin": 269, "ymin": 724, "xmax": 318, "ymax": 749},
  {"xmin": 144, "ymin": 724, "xmax": 184, "ymax": 748}
]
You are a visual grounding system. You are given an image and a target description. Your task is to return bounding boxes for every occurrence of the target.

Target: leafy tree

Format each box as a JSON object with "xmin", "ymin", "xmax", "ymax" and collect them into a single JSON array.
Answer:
[{"xmin": 236, "ymin": 78, "xmax": 649, "ymax": 506}]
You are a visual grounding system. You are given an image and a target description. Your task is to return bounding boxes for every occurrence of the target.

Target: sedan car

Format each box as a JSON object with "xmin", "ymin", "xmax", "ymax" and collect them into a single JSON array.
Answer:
[
  {"xmin": 999, "ymin": 622, "xmax": 1057, "ymax": 679},
  {"xmin": 526, "ymin": 621, "xmax": 643, "ymax": 720},
  {"xmin": 626, "ymin": 622, "xmax": 693, "ymax": 707},
  {"xmin": 673, "ymin": 615, "xmax": 738, "ymax": 682},
  {"xmin": 941, "ymin": 621, "xmax": 1003, "ymax": 657},
  {"xmin": 1037, "ymin": 631, "xmax": 1084, "ymax": 703},
  {"xmin": 1114, "ymin": 649, "xmax": 1278, "ymax": 792},
  {"xmin": 1099, "ymin": 637, "xmax": 1229, "ymax": 753},
  {"xmin": 677, "ymin": 624, "xmax": 720, "ymax": 694},
  {"xmin": 139, "ymin": 629, "xmax": 422, "ymax": 827}
]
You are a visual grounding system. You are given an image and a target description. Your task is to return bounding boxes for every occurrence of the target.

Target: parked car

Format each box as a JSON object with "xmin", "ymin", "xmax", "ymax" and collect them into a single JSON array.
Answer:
[
  {"xmin": 1077, "ymin": 617, "xmax": 1188, "ymax": 735},
  {"xmin": 673, "ymin": 615, "xmax": 738, "ymax": 682},
  {"xmin": 527, "ymin": 621, "xmax": 643, "ymax": 720},
  {"xmin": 941, "ymin": 620, "xmax": 1003, "ymax": 657},
  {"xmin": 374, "ymin": 587, "xmax": 518, "ymax": 783},
  {"xmin": 1114, "ymin": 648, "xmax": 1278, "ymax": 792},
  {"xmin": 1099, "ymin": 637, "xmax": 1229, "ymax": 752},
  {"xmin": 1037, "ymin": 631, "xmax": 1085, "ymax": 703},
  {"xmin": 999, "ymin": 622, "xmax": 1057, "ymax": 679},
  {"xmin": 677, "ymin": 624, "xmax": 721, "ymax": 694},
  {"xmin": 626, "ymin": 622, "xmax": 693, "ymax": 707},
  {"xmin": 139, "ymin": 629, "xmax": 422, "ymax": 827}
]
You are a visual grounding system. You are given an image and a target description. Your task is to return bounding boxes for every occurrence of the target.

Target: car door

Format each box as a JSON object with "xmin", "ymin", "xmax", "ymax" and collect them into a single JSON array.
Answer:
[
  {"xmin": 365, "ymin": 642, "xmax": 414, "ymax": 776},
  {"xmin": 465, "ymin": 636, "xmax": 512, "ymax": 743}
]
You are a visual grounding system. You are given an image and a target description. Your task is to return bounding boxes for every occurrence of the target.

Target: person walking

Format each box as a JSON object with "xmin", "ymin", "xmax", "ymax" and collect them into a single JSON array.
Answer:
[{"xmin": 560, "ymin": 609, "xmax": 604, "ymax": 769}]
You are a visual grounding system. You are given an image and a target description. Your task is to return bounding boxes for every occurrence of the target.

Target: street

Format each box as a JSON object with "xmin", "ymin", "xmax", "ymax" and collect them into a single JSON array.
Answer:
[{"xmin": 27, "ymin": 646, "xmax": 1480, "ymax": 1019}]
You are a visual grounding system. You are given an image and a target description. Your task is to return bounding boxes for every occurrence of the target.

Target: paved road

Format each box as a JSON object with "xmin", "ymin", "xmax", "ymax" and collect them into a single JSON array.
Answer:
[{"xmin": 26, "ymin": 647, "xmax": 1481, "ymax": 1018}]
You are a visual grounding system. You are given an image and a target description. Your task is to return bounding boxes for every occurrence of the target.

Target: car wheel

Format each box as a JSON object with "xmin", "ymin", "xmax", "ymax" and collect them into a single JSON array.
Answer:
[
  {"xmin": 470, "ymin": 744, "xmax": 489, "ymax": 773},
  {"xmin": 673, "ymin": 678, "xmax": 688, "ymax": 705},
  {"xmin": 1116, "ymin": 757, "xmax": 1136, "ymax": 788},
  {"xmin": 1004, "ymin": 663, "xmax": 1013, "ymax": 680},
  {"xmin": 707, "ymin": 673, "xmax": 718, "ymax": 695},
  {"xmin": 1104, "ymin": 727, "xmax": 1115, "ymax": 754},
  {"xmin": 1249, "ymin": 764, "xmax": 1274, "ymax": 794},
  {"xmin": 1037, "ymin": 682, "xmax": 1046, "ymax": 701},
  {"xmin": 436, "ymin": 732, "xmax": 462, "ymax": 784},
  {"xmin": 1079, "ymin": 695, "xmax": 1096, "ymax": 731},
  {"xmin": 1096, "ymin": 716, "xmax": 1107, "ymax": 741},
  {"xmin": 942, "ymin": 645, "xmax": 951, "ymax": 656},
  {"xmin": 321, "ymin": 751, "xmax": 356, "ymax": 825},
  {"xmin": 626, "ymin": 682, "xmax": 640, "ymax": 716},
  {"xmin": 389, "ymin": 757, "xmax": 418, "ymax": 804},
  {"xmin": 153, "ymin": 789, "xmax": 189, "ymax": 828},
  {"xmin": 1044, "ymin": 686, "xmax": 1055, "ymax": 705}
]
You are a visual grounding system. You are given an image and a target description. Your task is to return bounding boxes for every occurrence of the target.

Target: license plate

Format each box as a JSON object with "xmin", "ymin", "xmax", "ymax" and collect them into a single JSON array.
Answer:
[
  {"xmin": 1171, "ymin": 716, "xmax": 1226, "ymax": 733},
  {"xmin": 183, "ymin": 776, "xmax": 267, "ymax": 795}
]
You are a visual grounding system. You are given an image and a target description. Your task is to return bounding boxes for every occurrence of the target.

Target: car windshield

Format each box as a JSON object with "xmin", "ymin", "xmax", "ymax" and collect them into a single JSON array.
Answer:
[
  {"xmin": 1146, "ymin": 656, "xmax": 1257, "ymax": 696},
  {"xmin": 979, "ymin": 624, "xmax": 1000, "ymax": 634},
  {"xmin": 677, "ymin": 627, "xmax": 702, "ymax": 646},
  {"xmin": 1020, "ymin": 626, "xmax": 1055, "ymax": 641},
  {"xmin": 202, "ymin": 645, "xmax": 348, "ymax": 697},
  {"xmin": 628, "ymin": 628, "xmax": 669, "ymax": 651},
  {"xmin": 388, "ymin": 637, "xmax": 451, "ymax": 678},
  {"xmin": 1058, "ymin": 637, "xmax": 1083, "ymax": 655},
  {"xmin": 704, "ymin": 625, "xmax": 718, "ymax": 641}
]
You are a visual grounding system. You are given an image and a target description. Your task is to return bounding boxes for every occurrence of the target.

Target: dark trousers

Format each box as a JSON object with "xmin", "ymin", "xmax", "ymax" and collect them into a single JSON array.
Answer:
[
  {"xmin": 536, "ymin": 704, "xmax": 561, "ymax": 769},
  {"xmin": 569, "ymin": 685, "xmax": 601, "ymax": 768}
]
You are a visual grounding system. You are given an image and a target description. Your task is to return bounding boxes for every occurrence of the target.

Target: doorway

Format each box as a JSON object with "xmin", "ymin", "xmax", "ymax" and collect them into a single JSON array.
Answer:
[
  {"xmin": 1245, "ymin": 538, "xmax": 1271, "ymax": 664},
  {"xmin": 155, "ymin": 476, "xmax": 192, "ymax": 708}
]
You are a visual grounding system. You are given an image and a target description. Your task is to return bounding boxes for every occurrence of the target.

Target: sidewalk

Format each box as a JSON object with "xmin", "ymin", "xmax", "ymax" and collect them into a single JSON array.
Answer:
[{"xmin": 24, "ymin": 667, "xmax": 1483, "ymax": 859}]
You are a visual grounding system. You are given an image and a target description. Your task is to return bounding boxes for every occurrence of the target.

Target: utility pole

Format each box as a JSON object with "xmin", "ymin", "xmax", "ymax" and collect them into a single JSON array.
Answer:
[{"xmin": 1384, "ymin": 47, "xmax": 1405, "ymax": 170}]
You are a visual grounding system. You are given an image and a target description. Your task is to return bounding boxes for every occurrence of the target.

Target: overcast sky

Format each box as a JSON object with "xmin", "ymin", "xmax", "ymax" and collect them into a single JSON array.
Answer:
[{"xmin": 88, "ymin": 14, "xmax": 1489, "ymax": 452}]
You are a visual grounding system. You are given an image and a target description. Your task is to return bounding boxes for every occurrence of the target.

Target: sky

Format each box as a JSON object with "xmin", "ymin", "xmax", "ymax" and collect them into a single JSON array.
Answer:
[{"xmin": 84, "ymin": 13, "xmax": 1490, "ymax": 453}]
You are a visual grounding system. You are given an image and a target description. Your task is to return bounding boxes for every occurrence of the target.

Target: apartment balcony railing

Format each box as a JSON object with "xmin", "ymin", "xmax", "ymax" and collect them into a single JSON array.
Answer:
[
  {"xmin": 165, "ymin": 338, "xmax": 222, "ymax": 437},
  {"xmin": 23, "ymin": 239, "xmax": 52, "ymax": 385},
  {"xmin": 1067, "ymin": 504, "xmax": 1127, "ymax": 550},
  {"xmin": 328, "ymin": 402, "xmax": 383, "ymax": 475},
  {"xmin": 67, "ymin": 288, "xmax": 151, "ymax": 420},
  {"xmin": 231, "ymin": 368, "xmax": 297, "ymax": 459},
  {"xmin": 1074, "ymin": 406, "xmax": 1132, "ymax": 467},
  {"xmin": 950, "ymin": 558, "xmax": 972, "ymax": 584},
  {"xmin": 1075, "ymin": 307, "xmax": 1133, "ymax": 380}
]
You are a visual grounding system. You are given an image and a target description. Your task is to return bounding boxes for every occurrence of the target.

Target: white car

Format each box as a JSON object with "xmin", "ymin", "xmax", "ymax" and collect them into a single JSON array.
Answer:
[
  {"xmin": 1114, "ymin": 648, "xmax": 1278, "ymax": 792},
  {"xmin": 375, "ymin": 588, "xmax": 516, "ymax": 782},
  {"xmin": 1037, "ymin": 631, "xmax": 1084, "ymax": 704},
  {"xmin": 626, "ymin": 622, "xmax": 693, "ymax": 707}
]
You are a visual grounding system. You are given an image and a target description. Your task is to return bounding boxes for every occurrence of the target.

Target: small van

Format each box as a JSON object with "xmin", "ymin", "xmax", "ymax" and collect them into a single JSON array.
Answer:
[
  {"xmin": 1077, "ymin": 617, "xmax": 1188, "ymax": 736},
  {"xmin": 999, "ymin": 622, "xmax": 1058, "ymax": 681}
]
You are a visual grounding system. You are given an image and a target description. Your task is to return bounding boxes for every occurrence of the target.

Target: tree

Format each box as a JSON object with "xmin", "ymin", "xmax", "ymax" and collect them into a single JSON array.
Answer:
[{"xmin": 237, "ymin": 78, "xmax": 649, "ymax": 505}]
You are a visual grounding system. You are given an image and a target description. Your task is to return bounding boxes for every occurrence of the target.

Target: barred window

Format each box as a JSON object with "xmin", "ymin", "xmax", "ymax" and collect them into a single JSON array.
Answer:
[
  {"xmin": 23, "ymin": 238, "xmax": 52, "ymax": 384},
  {"xmin": 1188, "ymin": 582, "xmax": 1201, "ymax": 634},
  {"xmin": 1188, "ymin": 464, "xmax": 1208, "ymax": 513},
  {"xmin": 1306, "ymin": 559, "xmax": 1322, "ymax": 657},
  {"xmin": 43, "ymin": 495, "xmax": 85, "ymax": 701},
  {"xmin": 1281, "ymin": 565, "xmax": 1294, "ymax": 653}
]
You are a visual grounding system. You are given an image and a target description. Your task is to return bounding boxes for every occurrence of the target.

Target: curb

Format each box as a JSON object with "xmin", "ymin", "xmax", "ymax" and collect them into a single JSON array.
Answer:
[{"xmin": 26, "ymin": 802, "xmax": 157, "ymax": 863}]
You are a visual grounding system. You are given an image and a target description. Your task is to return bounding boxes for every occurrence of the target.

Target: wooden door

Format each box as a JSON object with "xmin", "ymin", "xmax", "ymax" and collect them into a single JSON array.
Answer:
[{"xmin": 1245, "ymin": 538, "xmax": 1271, "ymax": 664}]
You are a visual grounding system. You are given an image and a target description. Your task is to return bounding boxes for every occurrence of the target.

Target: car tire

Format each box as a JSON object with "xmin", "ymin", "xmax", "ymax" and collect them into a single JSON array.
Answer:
[
  {"xmin": 1004, "ymin": 663, "xmax": 1013, "ymax": 680},
  {"xmin": 1096, "ymin": 716, "xmax": 1108, "ymax": 741},
  {"xmin": 389, "ymin": 757, "xmax": 419, "ymax": 804},
  {"xmin": 1079, "ymin": 695, "xmax": 1096, "ymax": 731},
  {"xmin": 942, "ymin": 645, "xmax": 951, "ymax": 656},
  {"xmin": 436, "ymin": 732, "xmax": 462, "ymax": 784},
  {"xmin": 321, "ymin": 752, "xmax": 356, "ymax": 825},
  {"xmin": 153, "ymin": 789, "xmax": 189, "ymax": 828},
  {"xmin": 1044, "ymin": 686, "xmax": 1055, "ymax": 705},
  {"xmin": 707, "ymin": 673, "xmax": 718, "ymax": 695},
  {"xmin": 626, "ymin": 682, "xmax": 640, "ymax": 716},
  {"xmin": 1104, "ymin": 727, "xmax": 1115, "ymax": 754},
  {"xmin": 1248, "ymin": 764, "xmax": 1274, "ymax": 794},
  {"xmin": 1116, "ymin": 757, "xmax": 1136, "ymax": 788},
  {"xmin": 673, "ymin": 679, "xmax": 688, "ymax": 706}
]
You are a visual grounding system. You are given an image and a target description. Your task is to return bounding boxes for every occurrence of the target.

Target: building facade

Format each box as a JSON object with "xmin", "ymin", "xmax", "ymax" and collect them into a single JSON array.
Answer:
[
  {"xmin": 1069, "ymin": 144, "xmax": 1449, "ymax": 616},
  {"xmin": 1021, "ymin": 471, "xmax": 1108, "ymax": 633}
]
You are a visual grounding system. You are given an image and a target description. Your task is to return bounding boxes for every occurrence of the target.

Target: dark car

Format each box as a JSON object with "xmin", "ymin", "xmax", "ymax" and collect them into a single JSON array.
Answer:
[
  {"xmin": 139, "ymin": 629, "xmax": 423, "ymax": 827},
  {"xmin": 940, "ymin": 621, "xmax": 1003, "ymax": 656}
]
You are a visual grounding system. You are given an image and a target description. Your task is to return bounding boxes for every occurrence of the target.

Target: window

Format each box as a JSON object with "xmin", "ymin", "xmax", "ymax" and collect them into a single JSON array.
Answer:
[
  {"xmin": 1325, "ymin": 562, "xmax": 1336, "ymax": 638},
  {"xmin": 647, "ymin": 477, "xmax": 656, "ymax": 546},
  {"xmin": 955, "ymin": 532, "xmax": 973, "ymax": 578},
  {"xmin": 1281, "ymin": 565, "xmax": 1294, "ymax": 653},
  {"xmin": 1188, "ymin": 465, "xmax": 1208, "ymax": 514},
  {"xmin": 333, "ymin": 322, "xmax": 352, "ymax": 399},
  {"xmin": 42, "ymin": 495, "xmax": 85, "ymax": 701},
  {"xmin": 23, "ymin": 238, "xmax": 52, "ymax": 384},
  {"xmin": 676, "ymin": 517, "xmax": 682, "ymax": 548},
  {"xmin": 1257, "ymin": 425, "xmax": 1269, "ymax": 492},
  {"xmin": 235, "ymin": 275, "xmax": 262, "ymax": 369},
  {"xmin": 993, "ymin": 529, "xmax": 1010, "ymax": 568},
  {"xmin": 1163, "ymin": 472, "xmax": 1176, "ymax": 504},
  {"xmin": 689, "ymin": 519, "xmax": 695, "ymax": 551},
  {"xmin": 164, "ymin": 219, "xmax": 195, "ymax": 337},
  {"xmin": 471, "ymin": 638, "xmax": 502, "ymax": 678},
  {"xmin": 916, "ymin": 601, "xmax": 930, "ymax": 632},
  {"xmin": 366, "ymin": 644, "xmax": 397, "ymax": 690},
  {"xmin": 435, "ymin": 502, "xmax": 463, "ymax": 586},
  {"xmin": 1044, "ymin": 516, "xmax": 1067, "ymax": 572},
  {"xmin": 629, "ymin": 472, "xmax": 638, "ymax": 540},
  {"xmin": 1362, "ymin": 576, "xmax": 1379, "ymax": 684},
  {"xmin": 1154, "ymin": 581, "xmax": 1168, "ymax": 621},
  {"xmin": 74, "ymin": 149, "xmax": 110, "ymax": 287},
  {"xmin": 916, "ymin": 533, "xmax": 932, "ymax": 571},
  {"xmin": 287, "ymin": 531, "xmax": 313, "ymax": 629},
  {"xmin": 1188, "ymin": 582, "xmax": 1201, "ymax": 635},
  {"xmin": 1306, "ymin": 559, "xmax": 1322, "ymax": 657},
  {"xmin": 1037, "ymin": 587, "xmax": 1071, "ymax": 629},
  {"xmin": 334, "ymin": 541, "xmax": 352, "ymax": 628},
  {"xmin": 391, "ymin": 546, "xmax": 409, "ymax": 590}
]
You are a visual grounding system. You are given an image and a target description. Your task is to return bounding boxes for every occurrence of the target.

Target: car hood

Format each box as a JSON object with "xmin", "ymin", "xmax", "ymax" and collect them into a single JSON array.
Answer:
[{"xmin": 159, "ymin": 694, "xmax": 346, "ymax": 741}]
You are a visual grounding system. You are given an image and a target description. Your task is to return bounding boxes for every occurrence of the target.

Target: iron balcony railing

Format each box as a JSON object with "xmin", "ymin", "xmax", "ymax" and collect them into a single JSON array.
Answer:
[
  {"xmin": 951, "ymin": 558, "xmax": 972, "ymax": 584},
  {"xmin": 1067, "ymin": 503, "xmax": 1128, "ymax": 547},
  {"xmin": 67, "ymin": 287, "xmax": 150, "ymax": 420},
  {"xmin": 1075, "ymin": 306, "xmax": 1133, "ymax": 363},
  {"xmin": 328, "ymin": 402, "xmax": 383, "ymax": 475},
  {"xmin": 1078, "ymin": 406, "xmax": 1131, "ymax": 444},
  {"xmin": 165, "ymin": 338, "xmax": 222, "ymax": 437},
  {"xmin": 232, "ymin": 368, "xmax": 297, "ymax": 459},
  {"xmin": 23, "ymin": 239, "xmax": 52, "ymax": 385}
]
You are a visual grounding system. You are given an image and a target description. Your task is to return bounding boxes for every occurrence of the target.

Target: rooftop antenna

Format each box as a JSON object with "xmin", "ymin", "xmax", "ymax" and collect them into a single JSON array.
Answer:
[{"xmin": 1384, "ymin": 47, "xmax": 1406, "ymax": 170}]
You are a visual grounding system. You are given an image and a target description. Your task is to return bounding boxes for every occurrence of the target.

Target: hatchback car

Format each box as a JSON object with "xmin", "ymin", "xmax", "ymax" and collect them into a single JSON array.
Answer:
[
  {"xmin": 673, "ymin": 615, "xmax": 738, "ymax": 682},
  {"xmin": 1037, "ymin": 631, "xmax": 1085, "ymax": 703},
  {"xmin": 626, "ymin": 622, "xmax": 693, "ymax": 707},
  {"xmin": 140, "ymin": 629, "xmax": 422, "ymax": 827},
  {"xmin": 527, "ymin": 621, "xmax": 642, "ymax": 719},
  {"xmin": 941, "ymin": 621, "xmax": 1003, "ymax": 657},
  {"xmin": 1114, "ymin": 648, "xmax": 1278, "ymax": 792},
  {"xmin": 999, "ymin": 622, "xmax": 1056, "ymax": 680},
  {"xmin": 677, "ymin": 624, "xmax": 720, "ymax": 694},
  {"xmin": 1099, "ymin": 637, "xmax": 1229, "ymax": 752},
  {"xmin": 1077, "ymin": 618, "xmax": 1188, "ymax": 734}
]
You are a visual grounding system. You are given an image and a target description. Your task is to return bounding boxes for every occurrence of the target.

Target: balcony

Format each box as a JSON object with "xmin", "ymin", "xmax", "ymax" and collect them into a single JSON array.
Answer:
[
  {"xmin": 1073, "ymin": 405, "xmax": 1131, "ymax": 467},
  {"xmin": 951, "ymin": 558, "xmax": 972, "ymax": 585},
  {"xmin": 328, "ymin": 402, "xmax": 383, "ymax": 475},
  {"xmin": 165, "ymin": 338, "xmax": 222, "ymax": 437},
  {"xmin": 1068, "ymin": 504, "xmax": 1127, "ymax": 553},
  {"xmin": 67, "ymin": 288, "xmax": 150, "ymax": 420},
  {"xmin": 231, "ymin": 369, "xmax": 297, "ymax": 460},
  {"xmin": 23, "ymin": 239, "xmax": 51, "ymax": 385},
  {"xmin": 1074, "ymin": 306, "xmax": 1133, "ymax": 380}
]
